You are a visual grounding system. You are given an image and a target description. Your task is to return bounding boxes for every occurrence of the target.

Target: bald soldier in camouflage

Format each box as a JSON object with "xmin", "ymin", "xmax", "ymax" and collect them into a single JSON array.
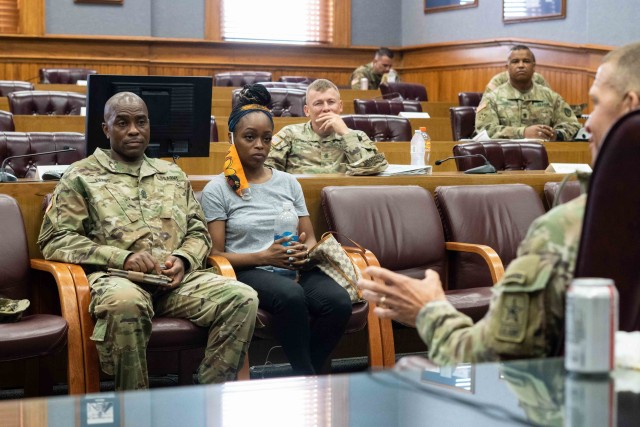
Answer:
[
  {"xmin": 357, "ymin": 42, "xmax": 640, "ymax": 366},
  {"xmin": 476, "ymin": 45, "xmax": 581, "ymax": 141},
  {"xmin": 265, "ymin": 79, "xmax": 388, "ymax": 175},
  {"xmin": 38, "ymin": 92, "xmax": 258, "ymax": 390}
]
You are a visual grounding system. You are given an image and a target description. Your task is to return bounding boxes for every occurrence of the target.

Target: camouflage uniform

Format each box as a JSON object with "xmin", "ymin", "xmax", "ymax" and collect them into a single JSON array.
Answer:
[
  {"xmin": 485, "ymin": 71, "xmax": 549, "ymax": 94},
  {"xmin": 350, "ymin": 63, "xmax": 399, "ymax": 90},
  {"xmin": 476, "ymin": 82, "xmax": 581, "ymax": 140},
  {"xmin": 265, "ymin": 121, "xmax": 388, "ymax": 175},
  {"xmin": 38, "ymin": 148, "xmax": 258, "ymax": 390},
  {"xmin": 416, "ymin": 191, "xmax": 586, "ymax": 366}
]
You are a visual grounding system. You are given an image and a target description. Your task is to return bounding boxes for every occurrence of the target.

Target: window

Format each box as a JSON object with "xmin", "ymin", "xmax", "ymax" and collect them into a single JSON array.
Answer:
[
  {"xmin": 221, "ymin": 0, "xmax": 333, "ymax": 45},
  {"xmin": 0, "ymin": 0, "xmax": 19, "ymax": 34}
]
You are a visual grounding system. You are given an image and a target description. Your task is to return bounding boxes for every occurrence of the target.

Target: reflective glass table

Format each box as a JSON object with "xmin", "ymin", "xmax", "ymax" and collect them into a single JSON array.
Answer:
[{"xmin": 2, "ymin": 357, "xmax": 639, "ymax": 426}]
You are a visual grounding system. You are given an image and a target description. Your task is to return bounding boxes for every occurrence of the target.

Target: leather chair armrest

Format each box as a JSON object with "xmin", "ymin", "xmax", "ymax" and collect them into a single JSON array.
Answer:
[
  {"xmin": 29, "ymin": 259, "xmax": 85, "ymax": 394},
  {"xmin": 207, "ymin": 255, "xmax": 237, "ymax": 279},
  {"xmin": 344, "ymin": 247, "xmax": 392, "ymax": 367},
  {"xmin": 444, "ymin": 242, "xmax": 505, "ymax": 284}
]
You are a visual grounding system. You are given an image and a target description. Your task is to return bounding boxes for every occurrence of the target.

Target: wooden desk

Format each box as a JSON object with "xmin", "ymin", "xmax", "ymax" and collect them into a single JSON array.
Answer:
[
  {"xmin": 5, "ymin": 171, "xmax": 571, "ymax": 260},
  {"xmin": 173, "ymin": 141, "xmax": 591, "ymax": 175},
  {"xmin": 33, "ymin": 84, "xmax": 87, "ymax": 94}
]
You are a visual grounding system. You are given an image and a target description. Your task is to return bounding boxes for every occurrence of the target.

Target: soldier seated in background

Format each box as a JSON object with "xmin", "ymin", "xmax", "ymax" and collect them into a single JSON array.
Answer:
[
  {"xmin": 358, "ymin": 41, "xmax": 640, "ymax": 366},
  {"xmin": 475, "ymin": 45, "xmax": 581, "ymax": 141},
  {"xmin": 38, "ymin": 91, "xmax": 258, "ymax": 390},
  {"xmin": 350, "ymin": 47, "xmax": 400, "ymax": 90},
  {"xmin": 265, "ymin": 79, "xmax": 388, "ymax": 175}
]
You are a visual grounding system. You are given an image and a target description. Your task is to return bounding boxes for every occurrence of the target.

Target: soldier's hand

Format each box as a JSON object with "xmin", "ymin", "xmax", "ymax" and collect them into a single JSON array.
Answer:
[
  {"xmin": 524, "ymin": 125, "xmax": 556, "ymax": 141},
  {"xmin": 358, "ymin": 267, "xmax": 446, "ymax": 326},
  {"xmin": 124, "ymin": 252, "xmax": 162, "ymax": 275},
  {"xmin": 162, "ymin": 256, "xmax": 185, "ymax": 289},
  {"xmin": 316, "ymin": 112, "xmax": 350, "ymax": 136}
]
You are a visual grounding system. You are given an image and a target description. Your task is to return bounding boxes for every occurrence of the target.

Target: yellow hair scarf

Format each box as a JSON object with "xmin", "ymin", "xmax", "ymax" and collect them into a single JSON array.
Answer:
[{"xmin": 224, "ymin": 143, "xmax": 251, "ymax": 200}]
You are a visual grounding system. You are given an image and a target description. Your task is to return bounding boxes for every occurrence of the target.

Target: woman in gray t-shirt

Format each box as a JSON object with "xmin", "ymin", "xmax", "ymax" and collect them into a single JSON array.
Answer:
[{"xmin": 201, "ymin": 85, "xmax": 351, "ymax": 376}]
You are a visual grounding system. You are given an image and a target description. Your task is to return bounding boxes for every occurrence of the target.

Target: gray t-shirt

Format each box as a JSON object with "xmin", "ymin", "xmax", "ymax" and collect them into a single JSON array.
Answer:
[{"xmin": 201, "ymin": 169, "xmax": 309, "ymax": 254}]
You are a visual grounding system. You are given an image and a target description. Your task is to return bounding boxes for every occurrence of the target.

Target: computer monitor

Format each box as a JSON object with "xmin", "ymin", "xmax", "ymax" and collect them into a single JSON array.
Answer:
[{"xmin": 85, "ymin": 74, "xmax": 212, "ymax": 158}]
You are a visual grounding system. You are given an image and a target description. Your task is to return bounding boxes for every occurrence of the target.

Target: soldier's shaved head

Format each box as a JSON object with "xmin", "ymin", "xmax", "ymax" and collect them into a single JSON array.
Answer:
[{"xmin": 104, "ymin": 92, "xmax": 147, "ymax": 121}]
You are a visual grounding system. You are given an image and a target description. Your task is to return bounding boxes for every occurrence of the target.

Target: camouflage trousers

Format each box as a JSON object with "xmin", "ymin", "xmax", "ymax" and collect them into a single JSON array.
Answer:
[{"xmin": 88, "ymin": 270, "xmax": 258, "ymax": 391}]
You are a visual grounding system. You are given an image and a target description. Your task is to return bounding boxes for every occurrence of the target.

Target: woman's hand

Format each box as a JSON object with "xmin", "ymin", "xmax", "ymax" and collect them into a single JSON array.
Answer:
[{"xmin": 260, "ymin": 232, "xmax": 310, "ymax": 270}]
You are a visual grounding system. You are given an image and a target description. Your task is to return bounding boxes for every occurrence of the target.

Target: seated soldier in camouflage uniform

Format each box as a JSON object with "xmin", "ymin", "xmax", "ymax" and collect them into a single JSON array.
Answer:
[
  {"xmin": 265, "ymin": 79, "xmax": 388, "ymax": 175},
  {"xmin": 476, "ymin": 45, "xmax": 581, "ymax": 141},
  {"xmin": 38, "ymin": 92, "xmax": 258, "ymax": 391},
  {"xmin": 350, "ymin": 47, "xmax": 400, "ymax": 90},
  {"xmin": 358, "ymin": 42, "xmax": 640, "ymax": 366}
]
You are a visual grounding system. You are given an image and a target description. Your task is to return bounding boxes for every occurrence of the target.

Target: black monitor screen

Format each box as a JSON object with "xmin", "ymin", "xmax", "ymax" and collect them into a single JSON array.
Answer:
[{"xmin": 85, "ymin": 74, "xmax": 212, "ymax": 158}]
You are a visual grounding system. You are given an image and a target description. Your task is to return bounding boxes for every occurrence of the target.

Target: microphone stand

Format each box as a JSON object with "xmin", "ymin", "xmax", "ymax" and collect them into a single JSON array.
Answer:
[
  {"xmin": 0, "ymin": 148, "xmax": 77, "ymax": 182},
  {"xmin": 434, "ymin": 154, "xmax": 497, "ymax": 174}
]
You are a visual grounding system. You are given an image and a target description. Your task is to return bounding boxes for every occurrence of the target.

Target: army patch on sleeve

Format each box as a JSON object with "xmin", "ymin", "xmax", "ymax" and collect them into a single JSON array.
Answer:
[
  {"xmin": 564, "ymin": 107, "xmax": 572, "ymax": 117},
  {"xmin": 496, "ymin": 293, "xmax": 529, "ymax": 343},
  {"xmin": 477, "ymin": 101, "xmax": 487, "ymax": 113}
]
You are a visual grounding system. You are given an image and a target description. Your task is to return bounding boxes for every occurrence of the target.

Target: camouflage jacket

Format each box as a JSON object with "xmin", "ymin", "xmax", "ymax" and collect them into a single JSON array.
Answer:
[
  {"xmin": 38, "ymin": 148, "xmax": 211, "ymax": 273},
  {"xmin": 476, "ymin": 82, "xmax": 581, "ymax": 140},
  {"xmin": 264, "ymin": 121, "xmax": 388, "ymax": 175},
  {"xmin": 416, "ymin": 193, "xmax": 586, "ymax": 366}
]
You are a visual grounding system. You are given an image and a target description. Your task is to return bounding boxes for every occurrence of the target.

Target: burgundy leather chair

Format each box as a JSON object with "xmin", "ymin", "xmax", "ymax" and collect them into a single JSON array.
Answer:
[
  {"xmin": 0, "ymin": 80, "xmax": 34, "ymax": 96},
  {"xmin": 449, "ymin": 106, "xmax": 476, "ymax": 141},
  {"xmin": 322, "ymin": 185, "xmax": 504, "ymax": 322},
  {"xmin": 0, "ymin": 111, "xmax": 15, "ymax": 131},
  {"xmin": 214, "ymin": 71, "xmax": 272, "ymax": 87},
  {"xmin": 452, "ymin": 141, "xmax": 549, "ymax": 171},
  {"xmin": 574, "ymin": 109, "xmax": 640, "ymax": 331},
  {"xmin": 341, "ymin": 114, "xmax": 412, "ymax": 141},
  {"xmin": 458, "ymin": 92, "xmax": 483, "ymax": 107},
  {"xmin": 7, "ymin": 91, "xmax": 86, "ymax": 115},
  {"xmin": 544, "ymin": 181, "xmax": 582, "ymax": 210},
  {"xmin": 353, "ymin": 99, "xmax": 422, "ymax": 115},
  {"xmin": 434, "ymin": 184, "xmax": 545, "ymax": 290},
  {"xmin": 0, "ymin": 132, "xmax": 85, "ymax": 179},
  {"xmin": 380, "ymin": 82, "xmax": 428, "ymax": 101},
  {"xmin": 210, "ymin": 116, "xmax": 219, "ymax": 142},
  {"xmin": 232, "ymin": 87, "xmax": 306, "ymax": 117},
  {"xmin": 0, "ymin": 194, "xmax": 84, "ymax": 396},
  {"xmin": 192, "ymin": 191, "xmax": 386, "ymax": 375},
  {"xmin": 279, "ymin": 76, "xmax": 315, "ymax": 84},
  {"xmin": 39, "ymin": 68, "xmax": 96, "ymax": 84}
]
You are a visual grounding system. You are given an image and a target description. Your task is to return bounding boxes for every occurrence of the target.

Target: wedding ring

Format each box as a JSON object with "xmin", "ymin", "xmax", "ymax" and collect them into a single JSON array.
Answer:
[
  {"xmin": 286, "ymin": 249, "xmax": 293, "ymax": 254},
  {"xmin": 288, "ymin": 256, "xmax": 295, "ymax": 262},
  {"xmin": 379, "ymin": 295, "xmax": 387, "ymax": 308}
]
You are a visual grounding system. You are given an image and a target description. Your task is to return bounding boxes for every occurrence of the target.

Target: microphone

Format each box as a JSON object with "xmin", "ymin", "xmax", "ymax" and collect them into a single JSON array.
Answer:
[
  {"xmin": 435, "ymin": 154, "xmax": 497, "ymax": 174},
  {"xmin": 0, "ymin": 147, "xmax": 77, "ymax": 182}
]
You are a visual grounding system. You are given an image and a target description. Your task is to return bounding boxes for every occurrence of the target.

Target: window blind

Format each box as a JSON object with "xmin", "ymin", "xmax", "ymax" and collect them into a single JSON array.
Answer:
[
  {"xmin": 0, "ymin": 0, "xmax": 19, "ymax": 34},
  {"xmin": 221, "ymin": 0, "xmax": 333, "ymax": 44}
]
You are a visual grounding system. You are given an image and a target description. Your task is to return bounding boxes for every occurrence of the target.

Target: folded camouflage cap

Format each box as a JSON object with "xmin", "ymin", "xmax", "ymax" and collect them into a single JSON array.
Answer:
[{"xmin": 0, "ymin": 297, "xmax": 30, "ymax": 323}]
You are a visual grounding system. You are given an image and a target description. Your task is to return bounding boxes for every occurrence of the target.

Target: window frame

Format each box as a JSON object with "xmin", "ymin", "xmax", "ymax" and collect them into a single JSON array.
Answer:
[{"xmin": 205, "ymin": 0, "xmax": 350, "ymax": 47}]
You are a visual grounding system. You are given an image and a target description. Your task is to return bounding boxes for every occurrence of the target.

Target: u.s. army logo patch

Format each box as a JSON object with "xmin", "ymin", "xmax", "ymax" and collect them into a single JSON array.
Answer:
[{"xmin": 496, "ymin": 294, "xmax": 529, "ymax": 343}]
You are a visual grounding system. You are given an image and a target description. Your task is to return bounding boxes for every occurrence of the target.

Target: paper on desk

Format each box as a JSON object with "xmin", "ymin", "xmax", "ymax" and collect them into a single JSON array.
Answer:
[
  {"xmin": 398, "ymin": 112, "xmax": 430, "ymax": 119},
  {"xmin": 545, "ymin": 163, "xmax": 592, "ymax": 173},
  {"xmin": 37, "ymin": 164, "xmax": 69, "ymax": 180},
  {"xmin": 458, "ymin": 130, "xmax": 508, "ymax": 143},
  {"xmin": 378, "ymin": 164, "xmax": 432, "ymax": 176}
]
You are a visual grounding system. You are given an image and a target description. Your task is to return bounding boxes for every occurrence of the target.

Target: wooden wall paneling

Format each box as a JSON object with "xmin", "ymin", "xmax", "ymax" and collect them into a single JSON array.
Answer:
[{"xmin": 0, "ymin": 36, "xmax": 611, "ymax": 104}]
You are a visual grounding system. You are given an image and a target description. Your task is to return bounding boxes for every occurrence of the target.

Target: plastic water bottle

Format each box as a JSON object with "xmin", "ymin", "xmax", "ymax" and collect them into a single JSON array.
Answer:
[
  {"xmin": 420, "ymin": 126, "xmax": 431, "ymax": 165},
  {"xmin": 274, "ymin": 202, "xmax": 299, "ymax": 247},
  {"xmin": 410, "ymin": 129, "xmax": 426, "ymax": 166}
]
